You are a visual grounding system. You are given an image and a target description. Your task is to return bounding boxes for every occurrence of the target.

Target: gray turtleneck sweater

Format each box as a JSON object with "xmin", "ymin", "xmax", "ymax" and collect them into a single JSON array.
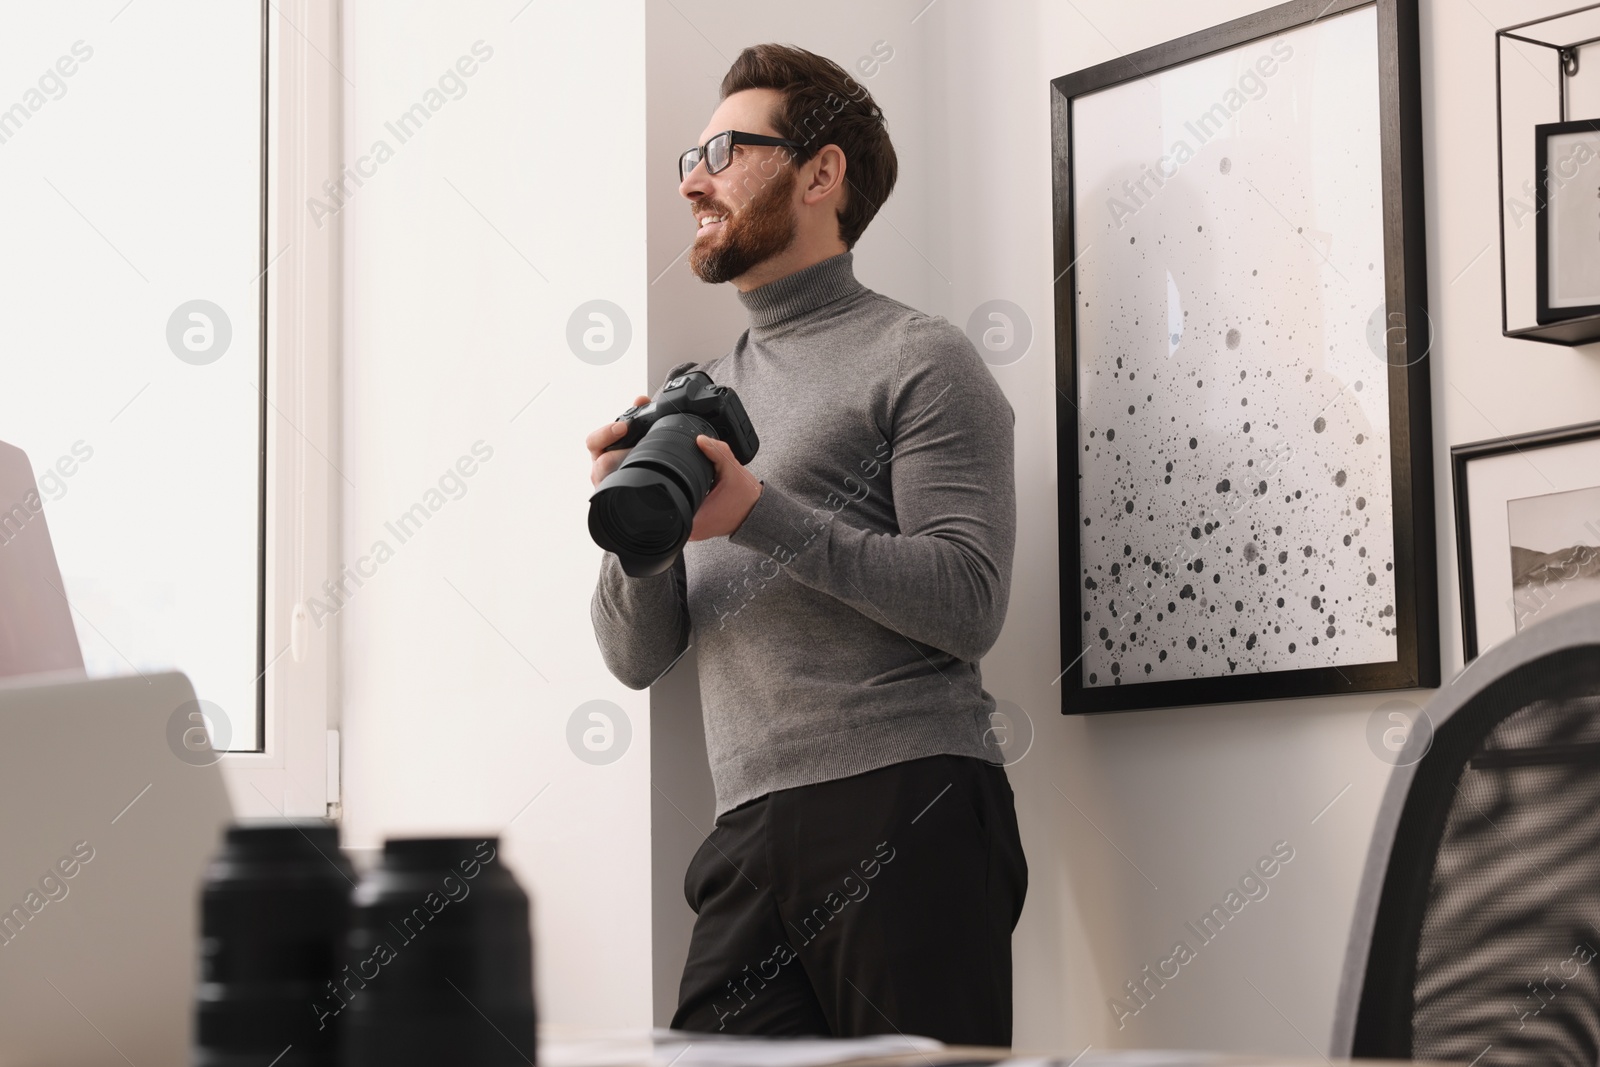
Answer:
[{"xmin": 591, "ymin": 252, "xmax": 1016, "ymax": 816}]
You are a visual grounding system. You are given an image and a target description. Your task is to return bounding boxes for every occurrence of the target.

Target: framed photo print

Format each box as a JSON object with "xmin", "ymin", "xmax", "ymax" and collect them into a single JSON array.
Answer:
[
  {"xmin": 1535, "ymin": 119, "xmax": 1600, "ymax": 325},
  {"xmin": 1453, "ymin": 420, "xmax": 1600, "ymax": 661},
  {"xmin": 1050, "ymin": 0, "xmax": 1438, "ymax": 713}
]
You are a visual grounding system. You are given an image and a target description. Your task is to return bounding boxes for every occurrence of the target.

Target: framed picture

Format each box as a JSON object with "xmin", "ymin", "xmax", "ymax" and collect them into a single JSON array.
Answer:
[
  {"xmin": 1050, "ymin": 0, "xmax": 1438, "ymax": 714},
  {"xmin": 1535, "ymin": 119, "xmax": 1600, "ymax": 325},
  {"xmin": 1453, "ymin": 420, "xmax": 1600, "ymax": 661}
]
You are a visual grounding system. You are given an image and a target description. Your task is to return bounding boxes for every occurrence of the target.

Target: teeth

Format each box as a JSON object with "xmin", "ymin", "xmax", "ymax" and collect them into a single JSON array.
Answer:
[{"xmin": 699, "ymin": 214, "xmax": 725, "ymax": 228}]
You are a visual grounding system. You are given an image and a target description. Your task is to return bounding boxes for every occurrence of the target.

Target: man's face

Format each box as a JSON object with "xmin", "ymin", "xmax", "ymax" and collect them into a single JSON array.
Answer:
[{"xmin": 681, "ymin": 88, "xmax": 799, "ymax": 285}]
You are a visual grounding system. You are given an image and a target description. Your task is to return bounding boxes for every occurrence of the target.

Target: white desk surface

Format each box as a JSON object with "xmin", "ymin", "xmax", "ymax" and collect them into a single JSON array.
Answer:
[{"xmin": 538, "ymin": 1027, "xmax": 1454, "ymax": 1067}]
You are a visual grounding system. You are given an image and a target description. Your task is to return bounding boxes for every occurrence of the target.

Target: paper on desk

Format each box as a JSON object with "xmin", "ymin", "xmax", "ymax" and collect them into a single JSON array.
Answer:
[
  {"xmin": 1005, "ymin": 1055, "xmax": 1225, "ymax": 1067},
  {"xmin": 539, "ymin": 1028, "xmax": 945, "ymax": 1067},
  {"xmin": 651, "ymin": 1029, "xmax": 945, "ymax": 1067}
]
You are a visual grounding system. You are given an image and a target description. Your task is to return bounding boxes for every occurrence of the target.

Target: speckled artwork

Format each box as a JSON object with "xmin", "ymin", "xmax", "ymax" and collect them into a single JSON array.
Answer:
[{"xmin": 1069, "ymin": 6, "xmax": 1398, "ymax": 688}]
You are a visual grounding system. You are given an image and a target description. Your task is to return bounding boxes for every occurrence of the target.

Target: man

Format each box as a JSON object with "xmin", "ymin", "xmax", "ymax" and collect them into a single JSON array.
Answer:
[{"xmin": 587, "ymin": 44, "xmax": 1025, "ymax": 1044}]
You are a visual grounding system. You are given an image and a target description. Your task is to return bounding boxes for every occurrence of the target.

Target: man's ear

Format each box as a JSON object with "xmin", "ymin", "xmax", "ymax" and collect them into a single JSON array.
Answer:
[{"xmin": 802, "ymin": 144, "xmax": 847, "ymax": 207}]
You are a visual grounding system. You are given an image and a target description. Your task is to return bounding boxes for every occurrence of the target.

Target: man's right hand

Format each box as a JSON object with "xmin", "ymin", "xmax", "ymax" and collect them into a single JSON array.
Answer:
[{"xmin": 587, "ymin": 394, "xmax": 651, "ymax": 489}]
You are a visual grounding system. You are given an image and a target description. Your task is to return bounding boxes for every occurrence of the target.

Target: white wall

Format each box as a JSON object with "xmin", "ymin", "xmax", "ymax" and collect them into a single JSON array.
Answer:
[
  {"xmin": 339, "ymin": 0, "xmax": 652, "ymax": 1029},
  {"xmin": 645, "ymin": 0, "xmax": 1600, "ymax": 1056}
]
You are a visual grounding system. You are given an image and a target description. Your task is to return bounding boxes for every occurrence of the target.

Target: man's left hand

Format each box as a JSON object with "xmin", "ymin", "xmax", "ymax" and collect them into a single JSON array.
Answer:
[{"xmin": 689, "ymin": 434, "xmax": 763, "ymax": 541}]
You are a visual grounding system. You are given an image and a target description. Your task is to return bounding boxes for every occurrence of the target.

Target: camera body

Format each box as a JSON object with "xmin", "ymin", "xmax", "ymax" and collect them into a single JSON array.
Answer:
[
  {"xmin": 589, "ymin": 370, "xmax": 761, "ymax": 577},
  {"xmin": 602, "ymin": 370, "xmax": 759, "ymax": 464}
]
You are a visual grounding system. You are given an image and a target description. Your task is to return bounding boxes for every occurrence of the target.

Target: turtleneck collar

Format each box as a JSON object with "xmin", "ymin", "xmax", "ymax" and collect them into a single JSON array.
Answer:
[{"xmin": 736, "ymin": 251, "xmax": 864, "ymax": 329}]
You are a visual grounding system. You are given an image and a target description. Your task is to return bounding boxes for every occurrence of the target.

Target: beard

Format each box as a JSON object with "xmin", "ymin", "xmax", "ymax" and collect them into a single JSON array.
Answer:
[{"xmin": 688, "ymin": 164, "xmax": 798, "ymax": 285}]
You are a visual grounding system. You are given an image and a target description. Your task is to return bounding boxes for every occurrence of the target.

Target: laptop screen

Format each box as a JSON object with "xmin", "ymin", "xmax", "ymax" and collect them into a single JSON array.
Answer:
[{"xmin": 0, "ymin": 440, "xmax": 85, "ymax": 678}]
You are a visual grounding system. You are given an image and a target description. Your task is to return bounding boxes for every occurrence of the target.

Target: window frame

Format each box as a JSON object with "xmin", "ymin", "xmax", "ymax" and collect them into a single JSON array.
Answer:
[{"xmin": 220, "ymin": 0, "xmax": 342, "ymax": 819}]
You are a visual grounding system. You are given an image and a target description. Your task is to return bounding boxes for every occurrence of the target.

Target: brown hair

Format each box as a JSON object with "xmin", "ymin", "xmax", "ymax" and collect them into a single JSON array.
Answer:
[{"xmin": 719, "ymin": 43, "xmax": 897, "ymax": 250}]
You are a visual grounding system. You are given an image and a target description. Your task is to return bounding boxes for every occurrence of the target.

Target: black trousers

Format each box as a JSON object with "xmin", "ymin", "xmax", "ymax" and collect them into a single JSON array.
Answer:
[{"xmin": 671, "ymin": 753, "xmax": 1028, "ymax": 1044}]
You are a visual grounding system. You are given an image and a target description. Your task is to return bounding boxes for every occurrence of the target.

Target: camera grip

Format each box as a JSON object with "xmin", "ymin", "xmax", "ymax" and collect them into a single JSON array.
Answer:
[{"xmin": 601, "ymin": 418, "xmax": 647, "ymax": 454}]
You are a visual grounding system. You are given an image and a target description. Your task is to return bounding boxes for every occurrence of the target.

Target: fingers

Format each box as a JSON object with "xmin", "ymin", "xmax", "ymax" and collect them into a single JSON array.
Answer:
[
  {"xmin": 585, "ymin": 396, "xmax": 653, "ymax": 458},
  {"xmin": 585, "ymin": 420, "xmax": 629, "ymax": 459},
  {"xmin": 590, "ymin": 450, "xmax": 624, "ymax": 489},
  {"xmin": 694, "ymin": 433, "xmax": 726, "ymax": 467},
  {"xmin": 696, "ymin": 434, "xmax": 745, "ymax": 480}
]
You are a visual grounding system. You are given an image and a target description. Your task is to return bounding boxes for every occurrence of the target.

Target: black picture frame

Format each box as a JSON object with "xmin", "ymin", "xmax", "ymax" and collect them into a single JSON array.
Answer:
[
  {"xmin": 1050, "ymin": 0, "xmax": 1438, "ymax": 714},
  {"xmin": 1452, "ymin": 419, "xmax": 1600, "ymax": 661},
  {"xmin": 1534, "ymin": 118, "xmax": 1600, "ymax": 326}
]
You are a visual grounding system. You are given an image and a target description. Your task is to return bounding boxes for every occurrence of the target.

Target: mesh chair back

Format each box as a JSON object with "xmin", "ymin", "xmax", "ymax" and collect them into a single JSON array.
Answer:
[{"xmin": 1333, "ymin": 605, "xmax": 1600, "ymax": 1066}]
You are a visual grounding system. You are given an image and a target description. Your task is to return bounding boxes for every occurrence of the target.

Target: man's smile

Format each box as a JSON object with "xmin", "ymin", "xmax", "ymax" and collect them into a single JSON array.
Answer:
[{"xmin": 696, "ymin": 211, "xmax": 728, "ymax": 238}]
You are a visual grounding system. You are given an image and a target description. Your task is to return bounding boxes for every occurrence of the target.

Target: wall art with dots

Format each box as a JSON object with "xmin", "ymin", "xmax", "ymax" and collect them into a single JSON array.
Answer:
[{"xmin": 1050, "ymin": 0, "xmax": 1439, "ymax": 712}]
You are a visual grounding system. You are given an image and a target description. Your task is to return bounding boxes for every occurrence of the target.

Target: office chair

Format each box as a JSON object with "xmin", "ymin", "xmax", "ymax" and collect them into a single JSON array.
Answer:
[{"xmin": 1330, "ymin": 601, "xmax": 1600, "ymax": 1066}]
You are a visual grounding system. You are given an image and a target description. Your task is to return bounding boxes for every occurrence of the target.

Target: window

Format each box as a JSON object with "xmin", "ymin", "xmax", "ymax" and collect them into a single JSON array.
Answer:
[{"xmin": 0, "ymin": 2, "xmax": 268, "ymax": 748}]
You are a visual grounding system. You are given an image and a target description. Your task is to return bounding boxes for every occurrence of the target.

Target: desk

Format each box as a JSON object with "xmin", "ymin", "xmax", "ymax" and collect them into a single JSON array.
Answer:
[{"xmin": 539, "ymin": 1028, "xmax": 1455, "ymax": 1067}]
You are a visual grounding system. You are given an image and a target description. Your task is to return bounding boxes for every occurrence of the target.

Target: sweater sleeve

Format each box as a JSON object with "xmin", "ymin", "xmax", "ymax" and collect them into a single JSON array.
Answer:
[
  {"xmin": 726, "ymin": 316, "xmax": 1017, "ymax": 663},
  {"xmin": 591, "ymin": 552, "xmax": 691, "ymax": 689},
  {"xmin": 589, "ymin": 360, "xmax": 699, "ymax": 689}
]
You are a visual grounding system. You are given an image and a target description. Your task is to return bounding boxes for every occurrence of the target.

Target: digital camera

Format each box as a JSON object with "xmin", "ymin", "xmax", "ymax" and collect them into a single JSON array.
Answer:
[{"xmin": 588, "ymin": 370, "xmax": 760, "ymax": 577}]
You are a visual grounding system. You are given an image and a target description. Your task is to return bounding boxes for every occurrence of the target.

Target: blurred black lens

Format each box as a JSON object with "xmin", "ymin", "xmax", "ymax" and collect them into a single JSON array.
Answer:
[
  {"xmin": 589, "ymin": 413, "xmax": 717, "ymax": 577},
  {"xmin": 195, "ymin": 820, "xmax": 353, "ymax": 1067},
  {"xmin": 592, "ymin": 480, "xmax": 685, "ymax": 557},
  {"xmin": 342, "ymin": 837, "xmax": 536, "ymax": 1067}
]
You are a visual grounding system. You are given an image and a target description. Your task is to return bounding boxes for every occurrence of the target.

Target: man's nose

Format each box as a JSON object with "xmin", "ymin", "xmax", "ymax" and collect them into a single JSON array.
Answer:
[{"xmin": 680, "ymin": 161, "xmax": 712, "ymax": 201}]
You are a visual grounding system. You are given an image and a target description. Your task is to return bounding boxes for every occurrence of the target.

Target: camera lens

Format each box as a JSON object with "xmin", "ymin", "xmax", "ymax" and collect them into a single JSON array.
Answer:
[
  {"xmin": 589, "ymin": 413, "xmax": 717, "ymax": 576},
  {"xmin": 195, "ymin": 820, "xmax": 353, "ymax": 1067},
  {"xmin": 592, "ymin": 480, "xmax": 685, "ymax": 556},
  {"xmin": 342, "ymin": 837, "xmax": 536, "ymax": 1067}
]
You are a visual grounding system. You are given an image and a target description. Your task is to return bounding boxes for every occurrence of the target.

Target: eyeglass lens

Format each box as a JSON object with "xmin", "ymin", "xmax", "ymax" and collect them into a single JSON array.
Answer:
[
  {"xmin": 705, "ymin": 132, "xmax": 730, "ymax": 174},
  {"xmin": 681, "ymin": 132, "xmax": 733, "ymax": 181}
]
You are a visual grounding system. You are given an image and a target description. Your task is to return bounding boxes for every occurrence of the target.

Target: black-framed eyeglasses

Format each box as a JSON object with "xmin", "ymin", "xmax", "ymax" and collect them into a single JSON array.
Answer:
[{"xmin": 679, "ymin": 130, "xmax": 805, "ymax": 182}]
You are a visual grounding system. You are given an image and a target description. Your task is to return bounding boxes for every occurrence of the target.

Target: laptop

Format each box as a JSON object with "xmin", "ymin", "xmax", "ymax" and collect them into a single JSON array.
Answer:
[
  {"xmin": 0, "ymin": 440, "xmax": 84, "ymax": 678},
  {"xmin": 0, "ymin": 669, "xmax": 234, "ymax": 1066}
]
